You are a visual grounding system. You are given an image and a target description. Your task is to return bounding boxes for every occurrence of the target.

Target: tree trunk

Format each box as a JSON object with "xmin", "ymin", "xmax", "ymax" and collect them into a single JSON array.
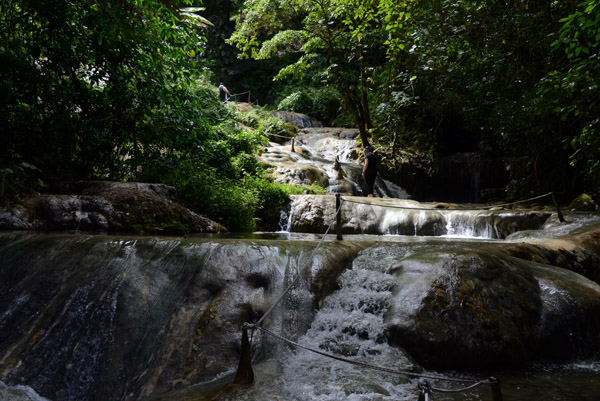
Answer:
[
  {"xmin": 342, "ymin": 92, "xmax": 370, "ymax": 147},
  {"xmin": 360, "ymin": 63, "xmax": 372, "ymax": 130}
]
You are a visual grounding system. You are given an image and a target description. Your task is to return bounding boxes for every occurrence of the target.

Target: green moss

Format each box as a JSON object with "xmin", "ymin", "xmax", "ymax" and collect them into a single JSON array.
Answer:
[{"xmin": 568, "ymin": 193, "xmax": 597, "ymax": 211}]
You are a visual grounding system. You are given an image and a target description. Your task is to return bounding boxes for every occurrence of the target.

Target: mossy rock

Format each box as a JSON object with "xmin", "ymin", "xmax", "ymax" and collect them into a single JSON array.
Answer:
[
  {"xmin": 567, "ymin": 193, "xmax": 597, "ymax": 211},
  {"xmin": 0, "ymin": 181, "xmax": 225, "ymax": 234}
]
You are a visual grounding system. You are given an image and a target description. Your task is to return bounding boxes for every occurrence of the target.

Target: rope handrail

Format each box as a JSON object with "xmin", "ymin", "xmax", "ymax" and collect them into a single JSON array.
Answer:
[
  {"xmin": 264, "ymin": 132, "xmax": 296, "ymax": 139},
  {"xmin": 431, "ymin": 381, "xmax": 489, "ymax": 393},
  {"xmin": 343, "ymin": 198, "xmax": 449, "ymax": 212},
  {"xmin": 230, "ymin": 91, "xmax": 251, "ymax": 98},
  {"xmin": 237, "ymin": 195, "xmax": 506, "ymax": 399},
  {"xmin": 251, "ymin": 324, "xmax": 497, "ymax": 391},
  {"xmin": 254, "ymin": 197, "xmax": 345, "ymax": 327},
  {"xmin": 342, "ymin": 192, "xmax": 554, "ymax": 212}
]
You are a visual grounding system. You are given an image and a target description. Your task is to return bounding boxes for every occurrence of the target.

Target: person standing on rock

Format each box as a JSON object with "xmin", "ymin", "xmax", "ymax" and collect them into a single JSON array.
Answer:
[
  {"xmin": 219, "ymin": 82, "xmax": 232, "ymax": 103},
  {"xmin": 362, "ymin": 145, "xmax": 377, "ymax": 197}
]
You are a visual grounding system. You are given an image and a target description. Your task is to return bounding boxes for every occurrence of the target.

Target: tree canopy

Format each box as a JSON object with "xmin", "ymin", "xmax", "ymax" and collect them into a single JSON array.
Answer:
[
  {"xmin": 2, "ymin": 0, "xmax": 599, "ymax": 231},
  {"xmin": 226, "ymin": 0, "xmax": 600, "ymax": 200},
  {"xmin": 1, "ymin": 0, "xmax": 208, "ymax": 182},
  {"xmin": 0, "ymin": 0, "xmax": 313, "ymax": 231}
]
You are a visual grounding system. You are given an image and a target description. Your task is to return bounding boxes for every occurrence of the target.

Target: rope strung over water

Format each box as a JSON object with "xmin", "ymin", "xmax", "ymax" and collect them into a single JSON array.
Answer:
[
  {"xmin": 248, "ymin": 324, "xmax": 502, "ymax": 399},
  {"xmin": 251, "ymin": 325, "xmax": 474, "ymax": 383},
  {"xmin": 343, "ymin": 192, "xmax": 554, "ymax": 211},
  {"xmin": 236, "ymin": 195, "xmax": 505, "ymax": 399},
  {"xmin": 263, "ymin": 132, "xmax": 296, "ymax": 139}
]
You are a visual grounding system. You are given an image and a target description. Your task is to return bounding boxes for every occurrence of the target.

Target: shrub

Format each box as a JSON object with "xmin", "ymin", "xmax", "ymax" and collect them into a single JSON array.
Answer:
[
  {"xmin": 277, "ymin": 87, "xmax": 342, "ymax": 125},
  {"xmin": 237, "ymin": 108, "xmax": 297, "ymax": 142},
  {"xmin": 172, "ymin": 164, "xmax": 259, "ymax": 232}
]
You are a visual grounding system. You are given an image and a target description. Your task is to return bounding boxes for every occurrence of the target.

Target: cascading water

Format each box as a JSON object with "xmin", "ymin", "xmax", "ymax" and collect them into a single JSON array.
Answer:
[
  {"xmin": 283, "ymin": 194, "xmax": 556, "ymax": 239},
  {"xmin": 260, "ymin": 125, "xmax": 554, "ymax": 239},
  {"xmin": 258, "ymin": 127, "xmax": 410, "ymax": 199},
  {"xmin": 220, "ymin": 221, "xmax": 600, "ymax": 401},
  {"xmin": 275, "ymin": 247, "xmax": 413, "ymax": 401},
  {"xmin": 2, "ymin": 124, "xmax": 600, "ymax": 401},
  {"xmin": 2, "ymin": 210, "xmax": 600, "ymax": 400}
]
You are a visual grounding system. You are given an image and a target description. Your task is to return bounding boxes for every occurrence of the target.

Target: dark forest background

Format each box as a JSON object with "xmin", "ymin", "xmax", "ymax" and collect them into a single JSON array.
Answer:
[{"xmin": 2, "ymin": 0, "xmax": 599, "ymax": 230}]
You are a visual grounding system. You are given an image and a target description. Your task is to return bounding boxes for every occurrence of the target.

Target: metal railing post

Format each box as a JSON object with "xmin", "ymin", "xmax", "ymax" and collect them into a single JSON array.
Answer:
[{"xmin": 336, "ymin": 194, "xmax": 343, "ymax": 240}]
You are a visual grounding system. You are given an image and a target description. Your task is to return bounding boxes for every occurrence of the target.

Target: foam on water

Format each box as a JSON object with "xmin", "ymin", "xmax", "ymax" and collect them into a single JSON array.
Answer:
[{"xmin": 236, "ymin": 246, "xmax": 423, "ymax": 401}]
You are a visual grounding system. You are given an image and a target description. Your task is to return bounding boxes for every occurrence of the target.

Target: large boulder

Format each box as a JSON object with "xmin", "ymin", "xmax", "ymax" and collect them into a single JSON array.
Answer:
[
  {"xmin": 384, "ymin": 245, "xmax": 600, "ymax": 369},
  {"xmin": 0, "ymin": 182, "xmax": 224, "ymax": 234},
  {"xmin": 567, "ymin": 193, "xmax": 598, "ymax": 211},
  {"xmin": 499, "ymin": 236, "xmax": 600, "ymax": 284}
]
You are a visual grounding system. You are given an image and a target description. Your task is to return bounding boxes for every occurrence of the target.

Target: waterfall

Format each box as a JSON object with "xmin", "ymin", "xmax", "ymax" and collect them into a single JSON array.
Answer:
[
  {"xmin": 257, "ymin": 127, "xmax": 411, "ymax": 199},
  {"xmin": 284, "ymin": 195, "xmax": 555, "ymax": 239},
  {"xmin": 2, "ymin": 211, "xmax": 600, "ymax": 401},
  {"xmin": 275, "ymin": 245, "xmax": 419, "ymax": 400}
]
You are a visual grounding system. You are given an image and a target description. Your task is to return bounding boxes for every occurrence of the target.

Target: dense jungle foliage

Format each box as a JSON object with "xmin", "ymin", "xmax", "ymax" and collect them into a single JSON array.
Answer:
[
  {"xmin": 0, "ymin": 0, "xmax": 319, "ymax": 231},
  {"xmin": 2, "ymin": 0, "xmax": 599, "ymax": 231},
  {"xmin": 224, "ymin": 0, "xmax": 600, "ymax": 200}
]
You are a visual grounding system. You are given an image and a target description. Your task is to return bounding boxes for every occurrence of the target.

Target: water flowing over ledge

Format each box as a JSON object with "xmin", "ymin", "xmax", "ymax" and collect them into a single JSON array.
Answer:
[
  {"xmin": 1, "ymin": 211, "xmax": 600, "ymax": 401},
  {"xmin": 258, "ymin": 127, "xmax": 410, "ymax": 199},
  {"xmin": 282, "ymin": 194, "xmax": 555, "ymax": 239}
]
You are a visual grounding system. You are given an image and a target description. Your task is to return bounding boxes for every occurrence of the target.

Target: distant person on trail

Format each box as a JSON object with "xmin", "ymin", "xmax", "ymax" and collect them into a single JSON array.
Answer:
[
  {"xmin": 219, "ymin": 82, "xmax": 232, "ymax": 103},
  {"xmin": 362, "ymin": 145, "xmax": 377, "ymax": 197}
]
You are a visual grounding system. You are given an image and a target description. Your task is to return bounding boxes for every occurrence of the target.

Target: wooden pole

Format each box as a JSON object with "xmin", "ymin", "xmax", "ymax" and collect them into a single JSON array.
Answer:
[
  {"xmin": 0, "ymin": 173, "xmax": 5, "ymax": 202},
  {"xmin": 336, "ymin": 194, "xmax": 343, "ymax": 240},
  {"xmin": 552, "ymin": 193, "xmax": 566, "ymax": 223},
  {"xmin": 233, "ymin": 325, "xmax": 254, "ymax": 385},
  {"xmin": 489, "ymin": 377, "xmax": 503, "ymax": 401}
]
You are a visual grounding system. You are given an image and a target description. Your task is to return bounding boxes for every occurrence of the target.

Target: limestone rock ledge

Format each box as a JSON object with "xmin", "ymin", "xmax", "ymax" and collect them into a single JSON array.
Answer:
[{"xmin": 0, "ymin": 181, "xmax": 225, "ymax": 234}]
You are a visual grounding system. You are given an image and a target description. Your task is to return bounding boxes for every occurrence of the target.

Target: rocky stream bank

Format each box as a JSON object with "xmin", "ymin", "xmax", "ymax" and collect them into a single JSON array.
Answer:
[
  {"xmin": 0, "ymin": 181, "xmax": 224, "ymax": 235},
  {"xmin": 1, "ymin": 190, "xmax": 600, "ymax": 400}
]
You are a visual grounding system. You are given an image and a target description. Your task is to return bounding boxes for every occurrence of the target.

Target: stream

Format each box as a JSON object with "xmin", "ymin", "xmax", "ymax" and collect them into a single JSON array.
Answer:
[
  {"xmin": 1, "ymin": 128, "xmax": 600, "ymax": 401},
  {"xmin": 2, "ymin": 228, "xmax": 600, "ymax": 401}
]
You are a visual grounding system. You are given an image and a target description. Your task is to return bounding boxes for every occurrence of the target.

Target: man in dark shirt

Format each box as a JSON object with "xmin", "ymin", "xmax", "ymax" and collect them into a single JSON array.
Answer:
[
  {"xmin": 219, "ymin": 83, "xmax": 232, "ymax": 103},
  {"xmin": 361, "ymin": 145, "xmax": 377, "ymax": 197}
]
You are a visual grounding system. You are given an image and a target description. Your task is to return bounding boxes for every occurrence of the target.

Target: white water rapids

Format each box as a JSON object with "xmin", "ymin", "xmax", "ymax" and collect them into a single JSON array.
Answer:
[
  {"xmin": 2, "ymin": 127, "xmax": 600, "ymax": 401},
  {"xmin": 220, "ymin": 230, "xmax": 600, "ymax": 401},
  {"xmin": 227, "ymin": 245, "xmax": 422, "ymax": 401},
  {"xmin": 258, "ymin": 127, "xmax": 411, "ymax": 199}
]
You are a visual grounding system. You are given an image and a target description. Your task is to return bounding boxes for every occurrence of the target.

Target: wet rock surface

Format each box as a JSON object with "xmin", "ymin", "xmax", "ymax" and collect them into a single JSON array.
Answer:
[
  {"xmin": 269, "ymin": 110, "xmax": 324, "ymax": 128},
  {"xmin": 0, "ymin": 182, "xmax": 224, "ymax": 234},
  {"xmin": 0, "ymin": 234, "xmax": 359, "ymax": 401},
  {"xmin": 384, "ymin": 244, "xmax": 600, "ymax": 369},
  {"xmin": 285, "ymin": 194, "xmax": 554, "ymax": 238},
  {"xmin": 1, "ymin": 214, "xmax": 600, "ymax": 400}
]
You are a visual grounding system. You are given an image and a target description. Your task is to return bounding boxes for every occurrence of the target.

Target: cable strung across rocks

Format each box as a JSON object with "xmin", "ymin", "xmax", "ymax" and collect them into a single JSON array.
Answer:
[
  {"xmin": 240, "ymin": 193, "xmax": 506, "ymax": 399},
  {"xmin": 251, "ymin": 324, "xmax": 488, "ymax": 384},
  {"xmin": 343, "ymin": 192, "xmax": 554, "ymax": 211}
]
